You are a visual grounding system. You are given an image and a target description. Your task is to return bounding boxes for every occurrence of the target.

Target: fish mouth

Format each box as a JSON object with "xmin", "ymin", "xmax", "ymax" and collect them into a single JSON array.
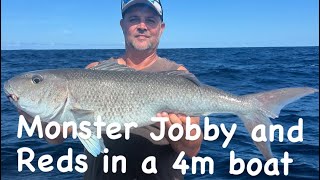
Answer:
[
  {"xmin": 4, "ymin": 81, "xmax": 19, "ymax": 102},
  {"xmin": 7, "ymin": 93, "xmax": 19, "ymax": 102}
]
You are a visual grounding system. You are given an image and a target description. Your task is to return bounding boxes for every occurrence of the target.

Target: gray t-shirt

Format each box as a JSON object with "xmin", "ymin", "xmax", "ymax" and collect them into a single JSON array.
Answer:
[{"xmin": 83, "ymin": 57, "xmax": 185, "ymax": 180}]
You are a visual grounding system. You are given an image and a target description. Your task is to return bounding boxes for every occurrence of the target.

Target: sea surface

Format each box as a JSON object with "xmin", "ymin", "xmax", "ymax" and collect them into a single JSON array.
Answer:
[{"xmin": 1, "ymin": 47, "xmax": 319, "ymax": 180}]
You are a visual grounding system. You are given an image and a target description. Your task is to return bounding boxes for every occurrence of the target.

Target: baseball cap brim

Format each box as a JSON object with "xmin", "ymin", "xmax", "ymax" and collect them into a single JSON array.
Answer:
[{"xmin": 121, "ymin": 0, "xmax": 163, "ymax": 20}]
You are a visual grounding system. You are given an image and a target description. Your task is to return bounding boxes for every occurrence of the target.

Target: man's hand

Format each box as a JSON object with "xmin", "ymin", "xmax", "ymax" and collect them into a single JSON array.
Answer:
[
  {"xmin": 17, "ymin": 109, "xmax": 70, "ymax": 144},
  {"xmin": 156, "ymin": 112, "xmax": 203, "ymax": 158},
  {"xmin": 85, "ymin": 62, "xmax": 99, "ymax": 69}
]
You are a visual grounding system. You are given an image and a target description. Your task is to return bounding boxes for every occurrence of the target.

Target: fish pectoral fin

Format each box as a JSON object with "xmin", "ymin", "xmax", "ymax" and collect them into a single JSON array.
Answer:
[
  {"xmin": 78, "ymin": 132, "xmax": 106, "ymax": 157},
  {"xmin": 70, "ymin": 107, "xmax": 96, "ymax": 123},
  {"xmin": 66, "ymin": 91, "xmax": 96, "ymax": 122}
]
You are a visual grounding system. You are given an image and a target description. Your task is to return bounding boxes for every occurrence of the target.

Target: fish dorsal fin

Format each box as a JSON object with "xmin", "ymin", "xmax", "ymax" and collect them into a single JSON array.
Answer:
[
  {"xmin": 159, "ymin": 70, "xmax": 203, "ymax": 86},
  {"xmin": 90, "ymin": 60, "xmax": 202, "ymax": 86},
  {"xmin": 90, "ymin": 60, "xmax": 136, "ymax": 72}
]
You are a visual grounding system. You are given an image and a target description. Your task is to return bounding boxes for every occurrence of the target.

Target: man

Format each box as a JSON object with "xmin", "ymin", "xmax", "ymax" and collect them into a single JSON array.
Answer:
[
  {"xmin": 84, "ymin": 0, "xmax": 203, "ymax": 179},
  {"xmin": 21, "ymin": 0, "xmax": 203, "ymax": 179}
]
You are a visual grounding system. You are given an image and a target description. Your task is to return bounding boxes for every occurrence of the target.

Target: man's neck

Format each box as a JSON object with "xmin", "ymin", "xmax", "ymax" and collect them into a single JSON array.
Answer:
[{"xmin": 120, "ymin": 50, "xmax": 159, "ymax": 70}]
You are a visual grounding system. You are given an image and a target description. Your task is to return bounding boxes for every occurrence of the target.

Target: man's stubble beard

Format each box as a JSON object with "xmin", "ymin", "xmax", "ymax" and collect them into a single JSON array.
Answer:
[
  {"xmin": 126, "ymin": 34, "xmax": 161, "ymax": 51},
  {"xmin": 130, "ymin": 40, "xmax": 153, "ymax": 51}
]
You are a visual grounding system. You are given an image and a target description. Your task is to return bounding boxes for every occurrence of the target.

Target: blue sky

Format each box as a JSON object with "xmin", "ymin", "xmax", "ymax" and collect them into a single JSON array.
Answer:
[{"xmin": 1, "ymin": 0, "xmax": 319, "ymax": 50}]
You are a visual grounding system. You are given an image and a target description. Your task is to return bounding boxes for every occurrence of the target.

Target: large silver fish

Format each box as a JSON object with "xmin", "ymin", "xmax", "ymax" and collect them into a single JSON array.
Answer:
[{"xmin": 3, "ymin": 62, "xmax": 318, "ymax": 158}]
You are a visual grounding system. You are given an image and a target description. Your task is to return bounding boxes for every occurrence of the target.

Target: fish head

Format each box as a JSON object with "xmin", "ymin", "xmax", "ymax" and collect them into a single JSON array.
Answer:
[{"xmin": 4, "ymin": 70, "xmax": 68, "ymax": 122}]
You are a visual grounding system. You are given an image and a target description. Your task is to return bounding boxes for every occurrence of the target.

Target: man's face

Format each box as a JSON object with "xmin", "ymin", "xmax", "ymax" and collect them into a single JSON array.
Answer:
[{"xmin": 120, "ymin": 5, "xmax": 165, "ymax": 51}]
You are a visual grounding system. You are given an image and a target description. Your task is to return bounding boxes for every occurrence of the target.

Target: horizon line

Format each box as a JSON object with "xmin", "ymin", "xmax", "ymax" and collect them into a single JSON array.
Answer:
[{"xmin": 1, "ymin": 45, "xmax": 319, "ymax": 51}]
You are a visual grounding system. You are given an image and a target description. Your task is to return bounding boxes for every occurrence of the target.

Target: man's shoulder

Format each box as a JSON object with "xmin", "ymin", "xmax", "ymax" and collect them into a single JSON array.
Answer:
[
  {"xmin": 157, "ymin": 57, "xmax": 178, "ymax": 65},
  {"xmin": 158, "ymin": 57, "xmax": 188, "ymax": 71},
  {"xmin": 143, "ymin": 57, "xmax": 186, "ymax": 72}
]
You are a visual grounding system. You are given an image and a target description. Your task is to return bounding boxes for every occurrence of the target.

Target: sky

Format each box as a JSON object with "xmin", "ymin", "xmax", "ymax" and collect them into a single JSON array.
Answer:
[{"xmin": 1, "ymin": 0, "xmax": 319, "ymax": 50}]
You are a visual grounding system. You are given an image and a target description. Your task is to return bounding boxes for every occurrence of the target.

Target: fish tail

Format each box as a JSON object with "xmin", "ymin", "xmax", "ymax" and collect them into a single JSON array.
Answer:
[{"xmin": 238, "ymin": 87, "xmax": 318, "ymax": 160}]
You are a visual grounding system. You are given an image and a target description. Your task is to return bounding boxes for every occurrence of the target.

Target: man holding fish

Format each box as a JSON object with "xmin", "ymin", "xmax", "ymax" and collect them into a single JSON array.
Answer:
[{"xmin": 7, "ymin": 0, "xmax": 317, "ymax": 179}]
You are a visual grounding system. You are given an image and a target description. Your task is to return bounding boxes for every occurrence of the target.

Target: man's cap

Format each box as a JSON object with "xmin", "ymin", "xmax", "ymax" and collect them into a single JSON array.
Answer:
[{"xmin": 121, "ymin": 0, "xmax": 163, "ymax": 21}]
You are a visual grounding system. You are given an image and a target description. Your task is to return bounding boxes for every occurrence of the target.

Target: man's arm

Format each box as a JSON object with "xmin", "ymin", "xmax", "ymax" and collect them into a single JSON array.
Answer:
[{"xmin": 86, "ymin": 62, "xmax": 100, "ymax": 69}]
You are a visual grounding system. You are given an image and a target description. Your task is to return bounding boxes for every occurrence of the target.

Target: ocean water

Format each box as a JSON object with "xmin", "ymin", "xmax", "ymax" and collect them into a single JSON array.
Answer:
[{"xmin": 1, "ymin": 47, "xmax": 319, "ymax": 180}]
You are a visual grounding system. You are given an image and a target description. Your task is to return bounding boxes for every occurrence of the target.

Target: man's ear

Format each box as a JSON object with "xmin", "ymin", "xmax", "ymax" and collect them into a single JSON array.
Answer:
[
  {"xmin": 159, "ymin": 22, "xmax": 166, "ymax": 36},
  {"xmin": 120, "ymin": 19, "xmax": 124, "ymax": 30}
]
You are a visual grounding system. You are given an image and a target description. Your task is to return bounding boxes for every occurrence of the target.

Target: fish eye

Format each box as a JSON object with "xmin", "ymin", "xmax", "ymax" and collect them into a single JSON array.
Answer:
[{"xmin": 31, "ymin": 75, "xmax": 43, "ymax": 84}]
